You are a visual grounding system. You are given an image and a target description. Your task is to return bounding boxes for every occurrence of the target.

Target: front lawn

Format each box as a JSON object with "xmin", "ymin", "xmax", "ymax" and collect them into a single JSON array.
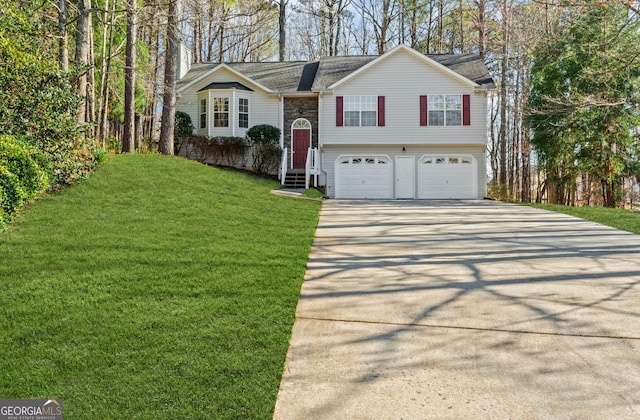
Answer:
[
  {"xmin": 525, "ymin": 203, "xmax": 640, "ymax": 235},
  {"xmin": 0, "ymin": 154, "xmax": 320, "ymax": 419}
]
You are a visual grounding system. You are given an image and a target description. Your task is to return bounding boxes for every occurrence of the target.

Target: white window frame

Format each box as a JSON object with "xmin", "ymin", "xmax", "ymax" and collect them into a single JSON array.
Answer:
[
  {"xmin": 238, "ymin": 97, "xmax": 249, "ymax": 128},
  {"xmin": 428, "ymin": 94, "xmax": 462, "ymax": 126},
  {"xmin": 344, "ymin": 95, "xmax": 377, "ymax": 127},
  {"xmin": 199, "ymin": 98, "xmax": 207, "ymax": 129}
]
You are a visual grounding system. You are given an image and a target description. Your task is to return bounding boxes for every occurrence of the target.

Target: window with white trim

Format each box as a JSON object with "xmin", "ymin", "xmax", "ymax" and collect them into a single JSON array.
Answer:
[
  {"xmin": 238, "ymin": 98, "xmax": 249, "ymax": 128},
  {"xmin": 344, "ymin": 96, "xmax": 377, "ymax": 127},
  {"xmin": 213, "ymin": 97, "xmax": 229, "ymax": 127},
  {"xmin": 199, "ymin": 99, "xmax": 207, "ymax": 129},
  {"xmin": 428, "ymin": 95, "xmax": 462, "ymax": 126}
]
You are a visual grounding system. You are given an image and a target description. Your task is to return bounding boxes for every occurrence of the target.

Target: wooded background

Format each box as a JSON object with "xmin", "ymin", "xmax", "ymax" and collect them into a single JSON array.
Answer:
[{"xmin": 2, "ymin": 0, "xmax": 640, "ymax": 207}]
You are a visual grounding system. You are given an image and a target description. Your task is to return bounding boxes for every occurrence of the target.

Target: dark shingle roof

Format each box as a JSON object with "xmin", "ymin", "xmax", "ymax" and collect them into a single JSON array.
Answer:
[
  {"xmin": 427, "ymin": 54, "xmax": 496, "ymax": 89},
  {"xmin": 311, "ymin": 56, "xmax": 378, "ymax": 91},
  {"xmin": 178, "ymin": 61, "xmax": 312, "ymax": 92},
  {"xmin": 178, "ymin": 49, "xmax": 496, "ymax": 93}
]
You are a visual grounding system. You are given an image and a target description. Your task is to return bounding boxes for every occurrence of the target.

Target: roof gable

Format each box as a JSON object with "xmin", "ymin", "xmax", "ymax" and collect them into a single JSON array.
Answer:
[{"xmin": 322, "ymin": 44, "xmax": 488, "ymax": 91}]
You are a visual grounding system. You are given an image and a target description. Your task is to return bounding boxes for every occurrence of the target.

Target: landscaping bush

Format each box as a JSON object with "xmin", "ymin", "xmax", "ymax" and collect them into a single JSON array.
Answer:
[
  {"xmin": 246, "ymin": 124, "xmax": 281, "ymax": 145},
  {"xmin": 0, "ymin": 135, "xmax": 51, "ymax": 225},
  {"xmin": 0, "ymin": 135, "xmax": 50, "ymax": 195},
  {"xmin": 174, "ymin": 111, "xmax": 194, "ymax": 155},
  {"xmin": 187, "ymin": 135, "xmax": 248, "ymax": 167},
  {"xmin": 251, "ymin": 143, "xmax": 282, "ymax": 175},
  {"xmin": 0, "ymin": 164, "xmax": 23, "ymax": 226},
  {"xmin": 246, "ymin": 124, "xmax": 282, "ymax": 175},
  {"xmin": 487, "ymin": 184, "xmax": 517, "ymax": 202}
]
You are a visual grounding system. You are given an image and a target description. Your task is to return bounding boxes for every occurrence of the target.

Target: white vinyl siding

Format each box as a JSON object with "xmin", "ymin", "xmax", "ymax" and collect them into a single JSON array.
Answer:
[{"xmin": 321, "ymin": 51, "xmax": 486, "ymax": 146}]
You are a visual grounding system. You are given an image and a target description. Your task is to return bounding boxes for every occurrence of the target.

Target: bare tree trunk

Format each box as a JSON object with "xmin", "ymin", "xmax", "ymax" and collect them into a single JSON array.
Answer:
[
  {"xmin": 99, "ymin": 0, "xmax": 116, "ymax": 146},
  {"xmin": 122, "ymin": 0, "xmax": 137, "ymax": 153},
  {"xmin": 438, "ymin": 0, "xmax": 443, "ymax": 53},
  {"xmin": 459, "ymin": 0, "xmax": 464, "ymax": 51},
  {"xmin": 144, "ymin": 16, "xmax": 161, "ymax": 143},
  {"xmin": 87, "ymin": 13, "xmax": 95, "ymax": 134},
  {"xmin": 498, "ymin": 0, "xmax": 510, "ymax": 186},
  {"xmin": 159, "ymin": 0, "xmax": 179, "ymax": 156},
  {"xmin": 410, "ymin": 0, "xmax": 418, "ymax": 49},
  {"xmin": 75, "ymin": 0, "xmax": 91, "ymax": 124},
  {"xmin": 58, "ymin": 0, "xmax": 69, "ymax": 72},
  {"xmin": 426, "ymin": 0, "xmax": 434, "ymax": 53},
  {"xmin": 279, "ymin": 0, "xmax": 287, "ymax": 61},
  {"xmin": 334, "ymin": 0, "xmax": 344, "ymax": 55},
  {"xmin": 474, "ymin": 0, "xmax": 487, "ymax": 58}
]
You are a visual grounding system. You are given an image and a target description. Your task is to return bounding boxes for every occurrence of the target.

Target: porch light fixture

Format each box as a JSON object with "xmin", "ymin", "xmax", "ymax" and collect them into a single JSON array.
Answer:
[
  {"xmin": 299, "ymin": 108, "xmax": 304, "ymax": 114},
  {"xmin": 402, "ymin": 146, "xmax": 406, "ymax": 152}
]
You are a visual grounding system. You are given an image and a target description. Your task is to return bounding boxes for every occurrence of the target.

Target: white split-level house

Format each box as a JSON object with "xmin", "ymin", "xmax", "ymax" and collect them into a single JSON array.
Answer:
[{"xmin": 176, "ymin": 44, "xmax": 496, "ymax": 199}]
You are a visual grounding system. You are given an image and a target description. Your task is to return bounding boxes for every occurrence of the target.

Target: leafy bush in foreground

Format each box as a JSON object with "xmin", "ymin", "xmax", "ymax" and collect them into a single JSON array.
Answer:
[
  {"xmin": 0, "ymin": 135, "xmax": 51, "ymax": 225},
  {"xmin": 246, "ymin": 124, "xmax": 282, "ymax": 175},
  {"xmin": 0, "ymin": 1, "xmax": 101, "ymax": 190}
]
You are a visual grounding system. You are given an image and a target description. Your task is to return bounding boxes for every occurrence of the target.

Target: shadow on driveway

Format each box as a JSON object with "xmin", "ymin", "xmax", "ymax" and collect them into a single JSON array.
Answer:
[{"xmin": 274, "ymin": 200, "xmax": 640, "ymax": 419}]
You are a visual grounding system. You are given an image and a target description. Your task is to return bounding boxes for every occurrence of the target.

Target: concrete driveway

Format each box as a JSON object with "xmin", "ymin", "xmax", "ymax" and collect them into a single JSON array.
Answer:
[{"xmin": 273, "ymin": 200, "xmax": 640, "ymax": 419}]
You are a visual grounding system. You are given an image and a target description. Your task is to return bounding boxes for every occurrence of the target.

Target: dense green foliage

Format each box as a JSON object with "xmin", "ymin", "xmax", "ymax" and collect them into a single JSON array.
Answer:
[
  {"xmin": 528, "ymin": 3, "xmax": 640, "ymax": 207},
  {"xmin": 0, "ymin": 136, "xmax": 51, "ymax": 225},
  {"xmin": 525, "ymin": 203, "xmax": 640, "ymax": 236},
  {"xmin": 247, "ymin": 125, "xmax": 282, "ymax": 175},
  {"xmin": 0, "ymin": 154, "xmax": 320, "ymax": 418},
  {"xmin": 174, "ymin": 111, "xmax": 195, "ymax": 155},
  {"xmin": 0, "ymin": 1, "xmax": 101, "ymax": 191},
  {"xmin": 246, "ymin": 124, "xmax": 281, "ymax": 145}
]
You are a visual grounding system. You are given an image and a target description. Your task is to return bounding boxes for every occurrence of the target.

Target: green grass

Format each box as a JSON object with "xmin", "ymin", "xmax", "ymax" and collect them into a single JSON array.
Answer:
[
  {"xmin": 525, "ymin": 203, "xmax": 640, "ymax": 235},
  {"xmin": 301, "ymin": 188, "xmax": 325, "ymax": 199},
  {"xmin": 0, "ymin": 154, "xmax": 321, "ymax": 419}
]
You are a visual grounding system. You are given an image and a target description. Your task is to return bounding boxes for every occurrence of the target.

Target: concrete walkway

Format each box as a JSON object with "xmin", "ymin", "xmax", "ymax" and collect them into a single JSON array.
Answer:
[{"xmin": 273, "ymin": 200, "xmax": 640, "ymax": 419}]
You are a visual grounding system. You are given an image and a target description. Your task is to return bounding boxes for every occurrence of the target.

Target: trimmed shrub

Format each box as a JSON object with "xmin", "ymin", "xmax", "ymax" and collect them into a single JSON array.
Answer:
[
  {"xmin": 246, "ymin": 125, "xmax": 282, "ymax": 175},
  {"xmin": 187, "ymin": 136, "xmax": 248, "ymax": 167},
  {"xmin": 246, "ymin": 124, "xmax": 281, "ymax": 145}
]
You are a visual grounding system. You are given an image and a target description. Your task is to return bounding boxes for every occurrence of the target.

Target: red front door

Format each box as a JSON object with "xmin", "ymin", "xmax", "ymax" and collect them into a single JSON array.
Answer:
[{"xmin": 292, "ymin": 129, "xmax": 311, "ymax": 169}]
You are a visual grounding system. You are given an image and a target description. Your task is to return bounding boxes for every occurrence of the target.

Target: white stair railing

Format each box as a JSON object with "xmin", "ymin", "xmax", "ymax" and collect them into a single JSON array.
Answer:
[
  {"xmin": 280, "ymin": 147, "xmax": 288, "ymax": 185},
  {"xmin": 305, "ymin": 147, "xmax": 320, "ymax": 189}
]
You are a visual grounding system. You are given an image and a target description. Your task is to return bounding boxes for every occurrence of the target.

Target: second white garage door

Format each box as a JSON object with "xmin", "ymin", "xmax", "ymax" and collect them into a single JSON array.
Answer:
[
  {"xmin": 418, "ymin": 155, "xmax": 477, "ymax": 199},
  {"xmin": 335, "ymin": 156, "xmax": 392, "ymax": 199}
]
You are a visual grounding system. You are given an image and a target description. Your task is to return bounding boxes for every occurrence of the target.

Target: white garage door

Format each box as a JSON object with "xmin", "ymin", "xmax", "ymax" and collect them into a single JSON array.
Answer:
[
  {"xmin": 418, "ymin": 155, "xmax": 477, "ymax": 199},
  {"xmin": 335, "ymin": 156, "xmax": 392, "ymax": 199}
]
